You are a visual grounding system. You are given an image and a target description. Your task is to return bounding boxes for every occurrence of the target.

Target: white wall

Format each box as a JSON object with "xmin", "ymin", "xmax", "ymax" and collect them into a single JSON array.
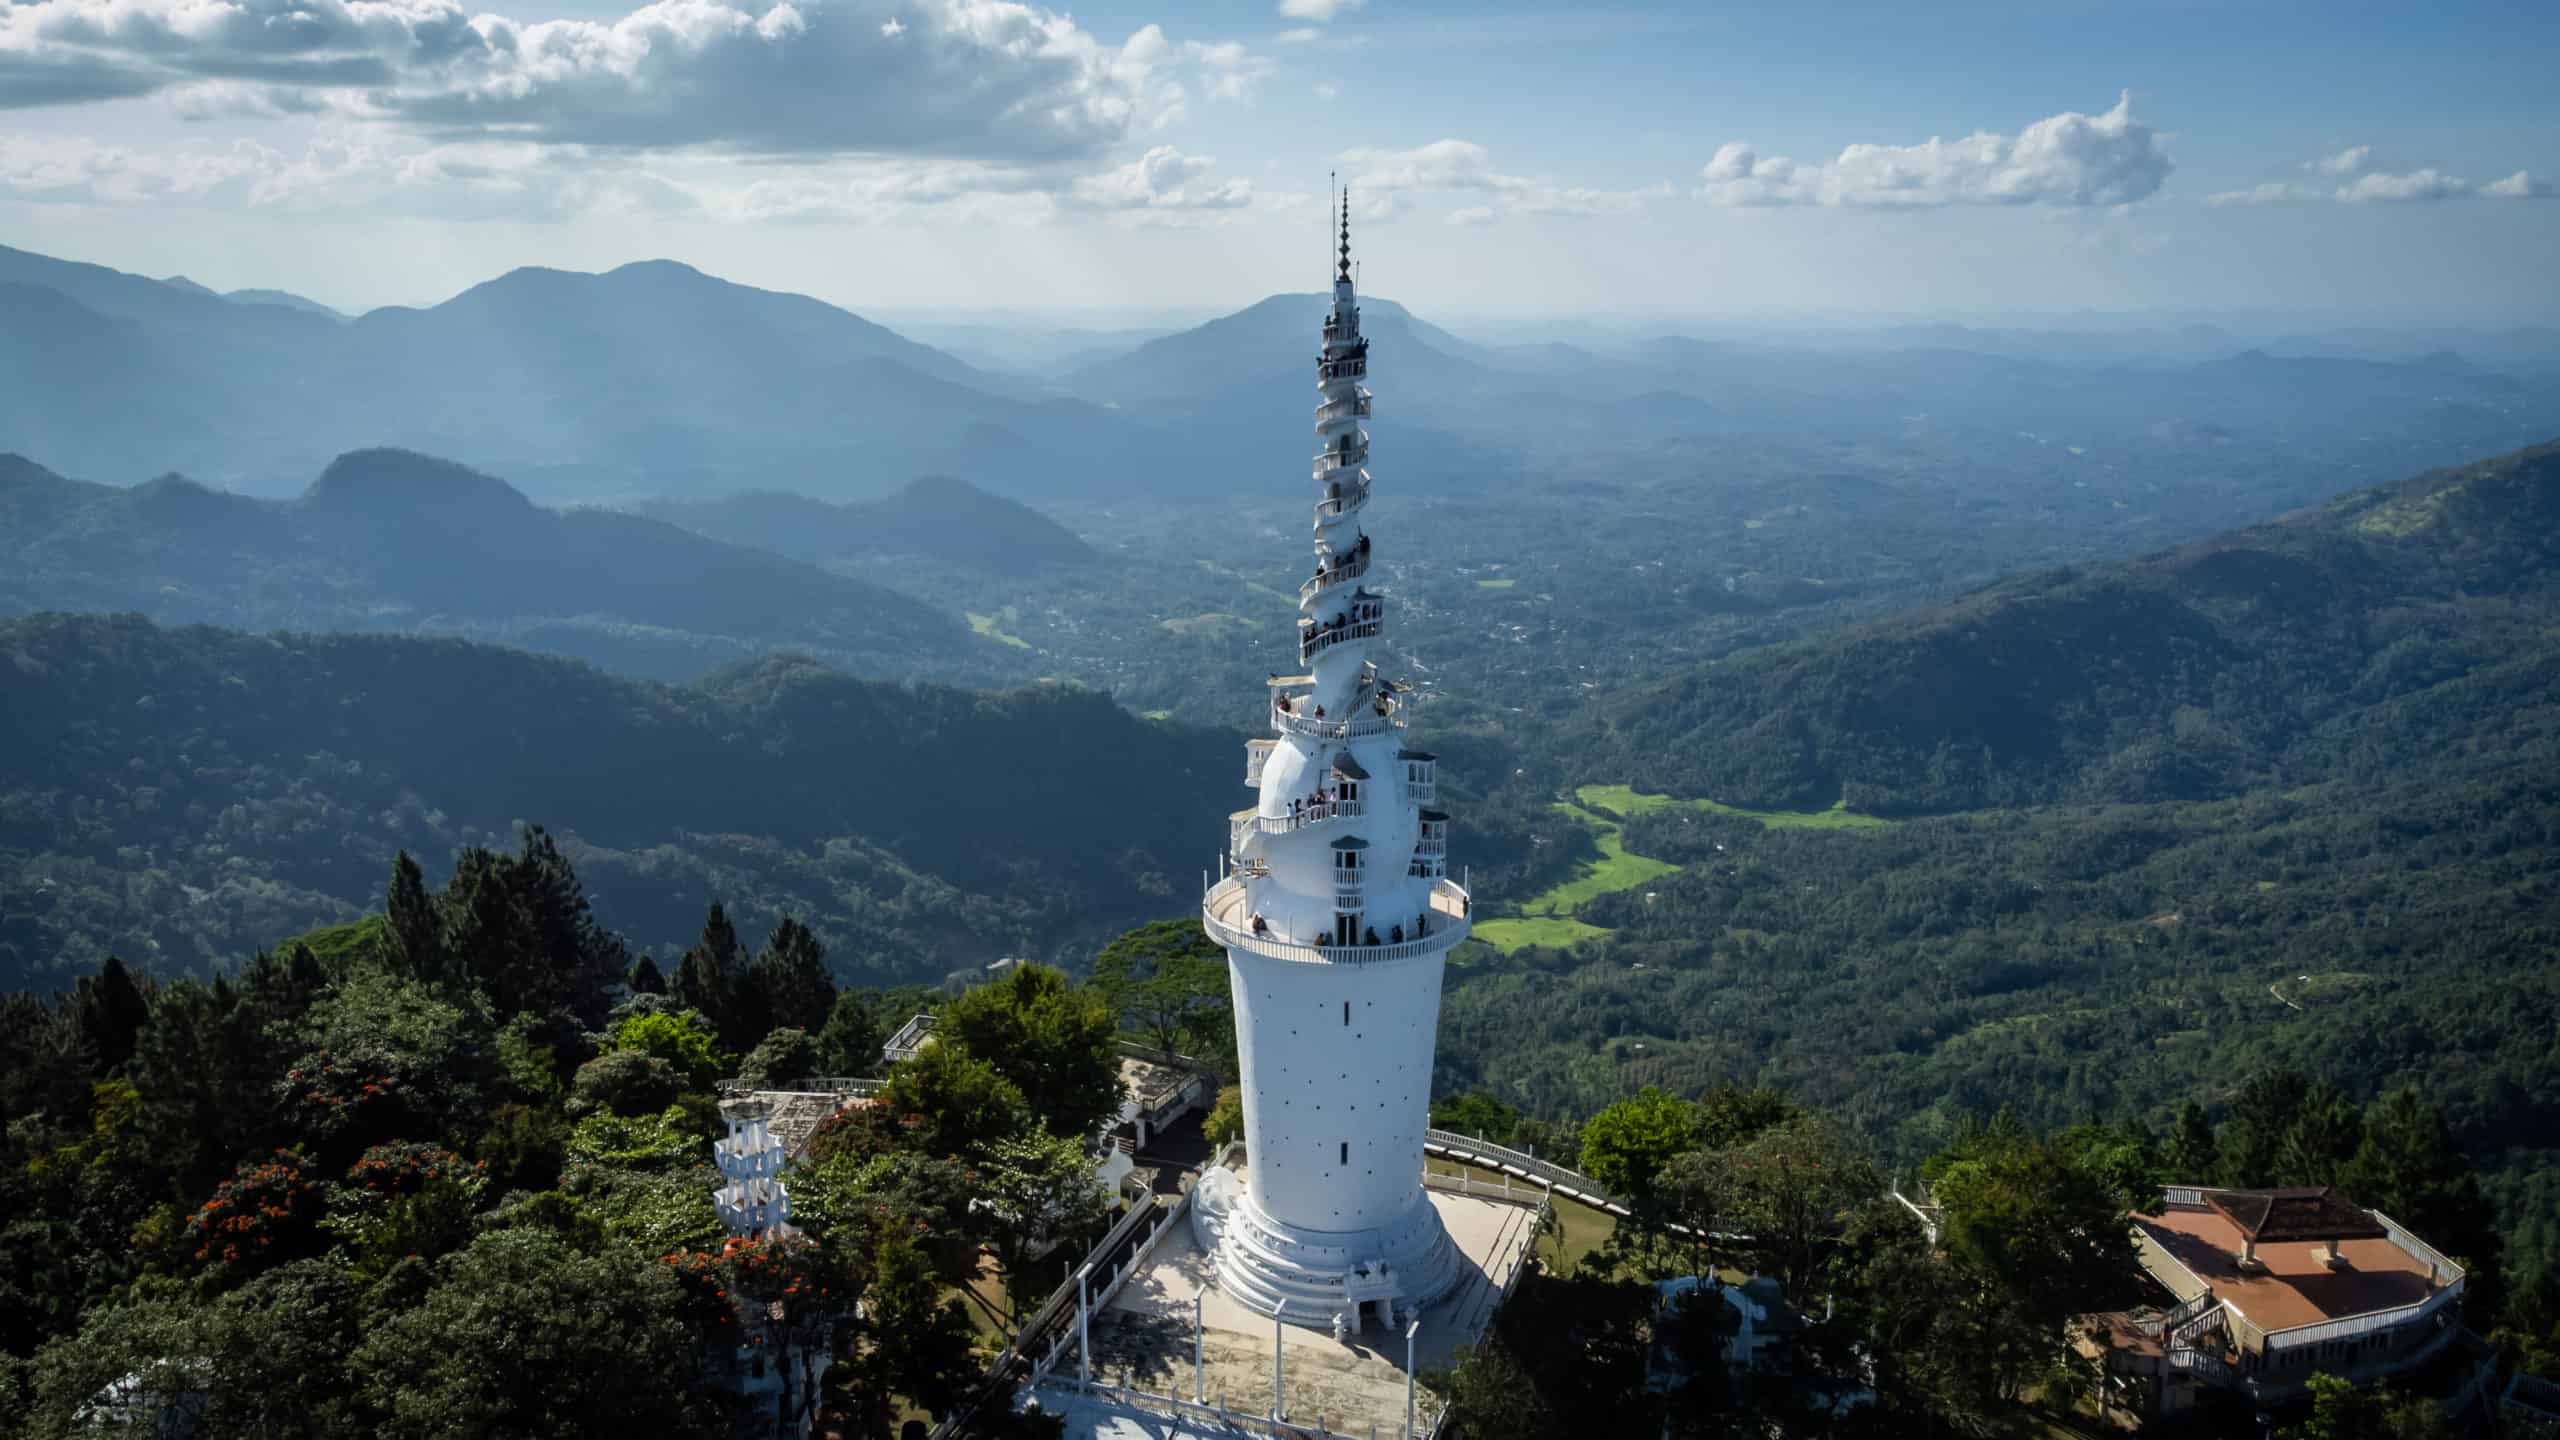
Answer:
[{"xmin": 1226, "ymin": 942, "xmax": 1445, "ymax": 1232}]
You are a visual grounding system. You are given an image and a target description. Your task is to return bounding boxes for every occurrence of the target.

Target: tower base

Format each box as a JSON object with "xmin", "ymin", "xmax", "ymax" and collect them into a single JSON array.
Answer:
[{"xmin": 1190, "ymin": 1167, "xmax": 1460, "ymax": 1334}]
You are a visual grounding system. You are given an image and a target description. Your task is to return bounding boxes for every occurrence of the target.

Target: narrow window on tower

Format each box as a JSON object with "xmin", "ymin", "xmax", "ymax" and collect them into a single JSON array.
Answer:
[
  {"xmin": 1343, "ymin": 1001, "xmax": 1350, "ymax": 1026},
  {"xmin": 1340, "ymin": 1141, "xmax": 1349, "ymax": 1165}
]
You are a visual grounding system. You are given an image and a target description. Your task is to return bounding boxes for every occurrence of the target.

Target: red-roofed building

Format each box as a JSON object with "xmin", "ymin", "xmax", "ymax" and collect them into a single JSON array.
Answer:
[{"xmin": 2075, "ymin": 1184, "xmax": 2472, "ymax": 1419}]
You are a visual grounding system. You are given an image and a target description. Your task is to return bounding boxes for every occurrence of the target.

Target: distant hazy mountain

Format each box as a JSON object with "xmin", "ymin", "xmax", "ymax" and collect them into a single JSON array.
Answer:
[
  {"xmin": 0, "ymin": 613, "xmax": 1232, "ymax": 986},
  {"xmin": 160, "ymin": 275, "xmax": 345, "ymax": 319},
  {"xmin": 0, "ymin": 243, "xmax": 1139, "ymax": 503},
  {"xmin": 636, "ymin": 474, "xmax": 1095, "ymax": 575},
  {"xmin": 0, "ymin": 447, "xmax": 1014, "ymax": 684},
  {"xmin": 1583, "ymin": 437, "xmax": 2560, "ymax": 813},
  {"xmin": 8, "ymin": 238, "xmax": 2558, "ymax": 512},
  {"xmin": 225, "ymin": 287, "xmax": 347, "ymax": 320}
]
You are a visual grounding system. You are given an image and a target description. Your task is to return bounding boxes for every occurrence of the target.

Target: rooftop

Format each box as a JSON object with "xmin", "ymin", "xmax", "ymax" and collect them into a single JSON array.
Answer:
[
  {"xmin": 1117, "ymin": 1055, "xmax": 1194, "ymax": 1111},
  {"xmin": 2133, "ymin": 1203, "xmax": 2439, "ymax": 1334},
  {"xmin": 2206, "ymin": 1186, "xmax": 2388, "ymax": 1244}
]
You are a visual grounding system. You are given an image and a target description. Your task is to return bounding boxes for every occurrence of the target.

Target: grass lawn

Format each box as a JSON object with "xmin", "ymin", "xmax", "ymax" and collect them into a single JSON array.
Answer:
[
  {"xmin": 1473, "ymin": 578, "xmax": 1518, "ymax": 590},
  {"xmin": 1471, "ymin": 915, "xmax": 1612, "ymax": 952},
  {"xmin": 964, "ymin": 611, "xmax": 1032, "ymax": 650},
  {"xmin": 1474, "ymin": 784, "xmax": 1889, "ymax": 954},
  {"xmin": 1574, "ymin": 783, "xmax": 1892, "ymax": 830}
]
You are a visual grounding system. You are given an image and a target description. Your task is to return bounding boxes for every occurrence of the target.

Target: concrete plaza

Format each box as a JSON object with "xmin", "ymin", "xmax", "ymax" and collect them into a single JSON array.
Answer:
[{"xmin": 1036, "ymin": 1186, "xmax": 1542, "ymax": 1438}]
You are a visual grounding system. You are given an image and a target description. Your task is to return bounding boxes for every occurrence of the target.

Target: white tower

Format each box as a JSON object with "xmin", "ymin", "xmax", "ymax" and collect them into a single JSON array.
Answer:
[{"xmin": 1197, "ymin": 194, "xmax": 1470, "ymax": 1333}]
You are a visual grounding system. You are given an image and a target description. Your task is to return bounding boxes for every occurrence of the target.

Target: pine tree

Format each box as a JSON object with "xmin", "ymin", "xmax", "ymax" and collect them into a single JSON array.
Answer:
[
  {"xmin": 73, "ymin": 955, "xmax": 152, "ymax": 1077},
  {"xmin": 747, "ymin": 916, "xmax": 835, "ymax": 1038},
  {"xmin": 814, "ymin": 991, "xmax": 883, "ymax": 1077},
  {"xmin": 386, "ymin": 850, "xmax": 447, "ymax": 983},
  {"xmin": 671, "ymin": 902, "xmax": 748, "ymax": 1047},
  {"xmin": 2220, "ymin": 1067, "xmax": 2311, "ymax": 1186},
  {"xmin": 2166, "ymin": 1099, "xmax": 2219, "ymax": 1183},
  {"xmin": 2343, "ymin": 1087, "xmax": 2503, "ymax": 1308},
  {"xmin": 2278, "ymin": 1082, "xmax": 2365, "ymax": 1189},
  {"xmin": 628, "ymin": 955, "xmax": 665, "ymax": 995}
]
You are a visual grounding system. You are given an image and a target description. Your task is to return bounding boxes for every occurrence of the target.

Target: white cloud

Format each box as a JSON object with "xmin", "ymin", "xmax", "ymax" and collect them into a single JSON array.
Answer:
[
  {"xmin": 1277, "ymin": 0, "xmax": 1364, "ymax": 20},
  {"xmin": 2335, "ymin": 167, "xmax": 2470, "ymax": 203},
  {"xmin": 0, "ymin": 134, "xmax": 274, "ymax": 204},
  {"xmin": 1068, "ymin": 144, "xmax": 1252, "ymax": 212},
  {"xmin": 1444, "ymin": 205, "xmax": 1494, "ymax": 226},
  {"xmin": 1313, "ymin": 80, "xmax": 1340, "ymax": 99},
  {"xmin": 0, "ymin": 0, "xmax": 1228, "ymax": 163},
  {"xmin": 2206, "ymin": 181, "xmax": 2309, "ymax": 207},
  {"xmin": 2221, "ymin": 146, "xmax": 2546, "ymax": 205},
  {"xmin": 1275, "ymin": 27, "xmax": 1321, "ymax": 44},
  {"xmin": 1698, "ymin": 92, "xmax": 2173, "ymax": 208},
  {"xmin": 1338, "ymin": 138, "xmax": 1668, "ymax": 224}
]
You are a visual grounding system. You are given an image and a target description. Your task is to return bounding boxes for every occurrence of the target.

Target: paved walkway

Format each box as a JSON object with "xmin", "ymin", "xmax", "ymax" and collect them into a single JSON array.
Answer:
[{"xmin": 1045, "ymin": 1189, "xmax": 1540, "ymax": 1438}]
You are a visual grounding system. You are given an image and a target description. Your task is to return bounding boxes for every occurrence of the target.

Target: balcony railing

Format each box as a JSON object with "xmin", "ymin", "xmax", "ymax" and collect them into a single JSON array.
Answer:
[
  {"xmin": 1271, "ymin": 701, "xmax": 1401, "ymax": 741},
  {"xmin": 1313, "ymin": 444, "xmax": 1368, "ymax": 478},
  {"xmin": 1315, "ymin": 478, "xmax": 1371, "ymax": 519},
  {"xmin": 1414, "ymin": 835, "xmax": 1447, "ymax": 858},
  {"xmin": 1301, "ymin": 619, "xmax": 1380, "ymax": 664},
  {"xmin": 1230, "ymin": 799, "xmax": 1364, "ymax": 844},
  {"xmin": 1334, "ymin": 882, "xmax": 1365, "ymax": 911},
  {"xmin": 1317, "ymin": 391, "xmax": 1372, "ymax": 424},
  {"xmin": 1299, "ymin": 550, "xmax": 1371, "ymax": 604},
  {"xmin": 1409, "ymin": 856, "xmax": 1445, "ymax": 880},
  {"xmin": 2261, "ymin": 1281, "xmax": 2463, "ymax": 1354},
  {"xmin": 1244, "ymin": 738, "xmax": 1275, "ymax": 788},
  {"xmin": 1203, "ymin": 874, "xmax": 1472, "ymax": 967}
]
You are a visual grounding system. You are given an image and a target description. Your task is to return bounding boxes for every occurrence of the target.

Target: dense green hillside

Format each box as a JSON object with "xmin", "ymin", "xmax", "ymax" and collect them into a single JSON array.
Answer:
[
  {"xmin": 0, "ymin": 614, "xmax": 1230, "ymax": 990},
  {"xmin": 1435, "ymin": 437, "xmax": 2560, "ymax": 1277},
  {"xmin": 0, "ymin": 448, "xmax": 1016, "ymax": 685},
  {"xmin": 1580, "ymin": 440, "xmax": 2560, "ymax": 813},
  {"xmin": 635, "ymin": 474, "xmax": 1096, "ymax": 575}
]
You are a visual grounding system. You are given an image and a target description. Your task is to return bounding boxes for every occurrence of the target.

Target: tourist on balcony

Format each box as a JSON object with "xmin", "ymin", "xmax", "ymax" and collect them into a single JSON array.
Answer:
[
  {"xmin": 1363, "ymin": 927, "xmax": 1380, "ymax": 947},
  {"xmin": 1390, "ymin": 924, "xmax": 1404, "ymax": 944}
]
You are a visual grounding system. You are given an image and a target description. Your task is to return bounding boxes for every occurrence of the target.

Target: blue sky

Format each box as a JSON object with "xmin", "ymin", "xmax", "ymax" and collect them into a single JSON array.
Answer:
[{"xmin": 3, "ymin": 0, "xmax": 2553, "ymax": 320}]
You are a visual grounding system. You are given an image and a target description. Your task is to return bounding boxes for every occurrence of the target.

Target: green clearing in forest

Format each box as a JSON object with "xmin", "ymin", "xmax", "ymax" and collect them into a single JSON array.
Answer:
[
  {"xmin": 1474, "ymin": 784, "xmax": 1888, "ymax": 954},
  {"xmin": 1474, "ymin": 578, "xmax": 1518, "ymax": 590},
  {"xmin": 1159, "ymin": 612, "xmax": 1252, "ymax": 638},
  {"xmin": 965, "ymin": 610, "xmax": 1032, "ymax": 649},
  {"xmin": 1471, "ymin": 915, "xmax": 1613, "ymax": 952},
  {"xmin": 1574, "ymin": 783, "xmax": 1892, "ymax": 830}
]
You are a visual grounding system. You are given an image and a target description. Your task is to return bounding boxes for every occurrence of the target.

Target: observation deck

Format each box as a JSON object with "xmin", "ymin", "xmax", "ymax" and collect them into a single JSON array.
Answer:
[
  {"xmin": 1300, "ymin": 546, "xmax": 1371, "ymax": 604},
  {"xmin": 1317, "ymin": 389, "xmax": 1373, "ymax": 424},
  {"xmin": 1314, "ymin": 443, "xmax": 1369, "ymax": 479},
  {"xmin": 1230, "ymin": 801, "xmax": 1366, "ymax": 849},
  {"xmin": 1315, "ymin": 475, "xmax": 1371, "ymax": 519},
  {"xmin": 1301, "ymin": 617, "xmax": 1380, "ymax": 664},
  {"xmin": 1270, "ymin": 698, "xmax": 1402, "ymax": 741},
  {"xmin": 1203, "ymin": 874, "xmax": 1470, "ymax": 967}
]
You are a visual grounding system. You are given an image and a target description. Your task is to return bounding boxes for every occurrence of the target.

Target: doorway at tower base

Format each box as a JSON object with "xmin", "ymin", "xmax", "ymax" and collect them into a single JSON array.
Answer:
[{"xmin": 1190, "ymin": 1166, "xmax": 1461, "ymax": 1331}]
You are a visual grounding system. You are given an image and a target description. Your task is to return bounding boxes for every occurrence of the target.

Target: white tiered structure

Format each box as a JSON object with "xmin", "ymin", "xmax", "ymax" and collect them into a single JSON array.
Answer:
[
  {"xmin": 713, "ymin": 1097, "xmax": 790, "ymax": 1235},
  {"xmin": 1194, "ymin": 197, "xmax": 1471, "ymax": 1336}
]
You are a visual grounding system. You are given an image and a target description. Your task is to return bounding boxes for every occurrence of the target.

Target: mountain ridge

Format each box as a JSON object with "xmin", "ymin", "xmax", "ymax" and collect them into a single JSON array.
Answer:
[
  {"xmin": 0, "ymin": 610, "xmax": 1233, "ymax": 988},
  {"xmin": 0, "ymin": 447, "xmax": 1002, "ymax": 685},
  {"xmin": 1580, "ymin": 437, "xmax": 2560, "ymax": 813}
]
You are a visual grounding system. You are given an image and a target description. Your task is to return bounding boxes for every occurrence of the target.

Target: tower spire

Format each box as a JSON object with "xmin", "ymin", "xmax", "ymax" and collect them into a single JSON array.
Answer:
[{"xmin": 1337, "ymin": 185, "xmax": 1352, "ymax": 284}]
